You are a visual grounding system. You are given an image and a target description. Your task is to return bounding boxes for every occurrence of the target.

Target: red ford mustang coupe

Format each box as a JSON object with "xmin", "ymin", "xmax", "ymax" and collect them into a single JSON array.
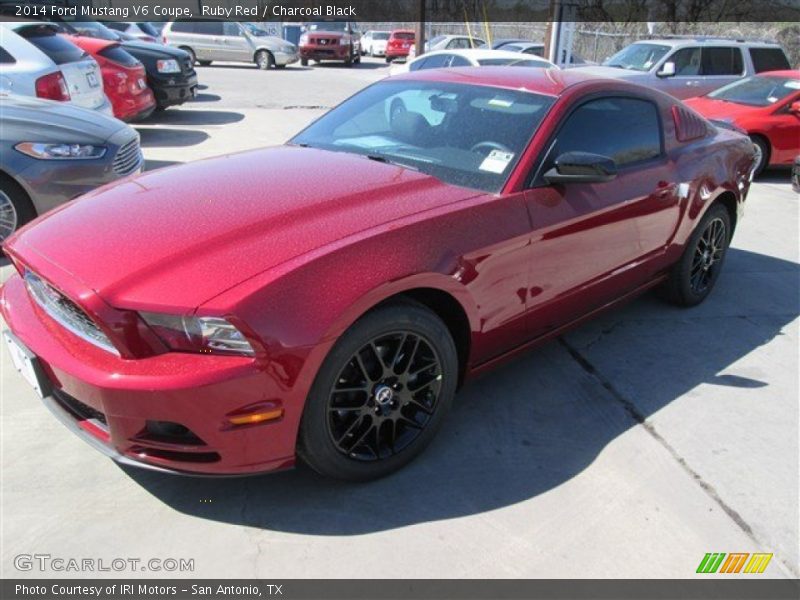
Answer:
[
  {"xmin": 2, "ymin": 68, "xmax": 754, "ymax": 481},
  {"xmin": 684, "ymin": 70, "xmax": 800, "ymax": 176}
]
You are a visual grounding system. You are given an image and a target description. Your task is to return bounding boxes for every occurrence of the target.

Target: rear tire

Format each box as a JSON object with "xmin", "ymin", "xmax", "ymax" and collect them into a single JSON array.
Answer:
[
  {"xmin": 749, "ymin": 135, "xmax": 769, "ymax": 177},
  {"xmin": 298, "ymin": 301, "xmax": 458, "ymax": 481},
  {"xmin": 0, "ymin": 174, "xmax": 36, "ymax": 244},
  {"xmin": 662, "ymin": 203, "xmax": 731, "ymax": 307}
]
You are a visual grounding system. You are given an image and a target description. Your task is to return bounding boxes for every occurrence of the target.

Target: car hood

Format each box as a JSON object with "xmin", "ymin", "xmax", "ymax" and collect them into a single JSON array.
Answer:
[
  {"xmin": 0, "ymin": 94, "xmax": 129, "ymax": 144},
  {"xmin": 571, "ymin": 65, "xmax": 649, "ymax": 80},
  {"xmin": 683, "ymin": 97, "xmax": 763, "ymax": 121},
  {"xmin": 10, "ymin": 146, "xmax": 479, "ymax": 309},
  {"xmin": 122, "ymin": 40, "xmax": 188, "ymax": 59}
]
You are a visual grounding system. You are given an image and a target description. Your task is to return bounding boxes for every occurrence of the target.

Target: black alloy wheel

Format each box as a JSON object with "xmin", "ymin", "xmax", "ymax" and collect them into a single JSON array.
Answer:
[
  {"xmin": 299, "ymin": 301, "xmax": 458, "ymax": 481},
  {"xmin": 663, "ymin": 203, "xmax": 731, "ymax": 307}
]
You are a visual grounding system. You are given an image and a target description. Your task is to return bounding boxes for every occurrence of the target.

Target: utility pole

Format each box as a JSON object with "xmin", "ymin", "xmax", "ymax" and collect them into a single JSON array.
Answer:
[{"xmin": 415, "ymin": 0, "xmax": 426, "ymax": 56}]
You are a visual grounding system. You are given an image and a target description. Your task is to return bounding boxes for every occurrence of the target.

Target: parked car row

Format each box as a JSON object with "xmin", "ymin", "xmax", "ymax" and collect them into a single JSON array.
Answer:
[{"xmin": 1, "ymin": 20, "xmax": 198, "ymax": 119}]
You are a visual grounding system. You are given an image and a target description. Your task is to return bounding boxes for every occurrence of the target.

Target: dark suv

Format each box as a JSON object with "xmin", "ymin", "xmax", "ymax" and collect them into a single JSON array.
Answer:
[{"xmin": 299, "ymin": 21, "xmax": 361, "ymax": 67}]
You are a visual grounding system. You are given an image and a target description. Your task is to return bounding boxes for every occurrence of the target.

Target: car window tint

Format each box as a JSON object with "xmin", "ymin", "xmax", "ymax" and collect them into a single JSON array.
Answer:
[
  {"xmin": 701, "ymin": 47, "xmax": 743, "ymax": 75},
  {"xmin": 0, "ymin": 46, "xmax": 15, "ymax": 63},
  {"xmin": 105, "ymin": 22, "xmax": 127, "ymax": 32},
  {"xmin": 551, "ymin": 97, "xmax": 661, "ymax": 168},
  {"xmin": 171, "ymin": 21, "xmax": 195, "ymax": 34},
  {"xmin": 194, "ymin": 21, "xmax": 224, "ymax": 36},
  {"xmin": 21, "ymin": 30, "xmax": 86, "ymax": 65},
  {"xmin": 670, "ymin": 47, "xmax": 701, "ymax": 76},
  {"xmin": 138, "ymin": 23, "xmax": 160, "ymax": 37},
  {"xmin": 749, "ymin": 47, "xmax": 791, "ymax": 72}
]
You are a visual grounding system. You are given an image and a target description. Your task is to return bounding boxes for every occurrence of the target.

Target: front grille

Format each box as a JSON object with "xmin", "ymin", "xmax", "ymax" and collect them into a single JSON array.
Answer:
[
  {"xmin": 53, "ymin": 389, "xmax": 107, "ymax": 426},
  {"xmin": 112, "ymin": 137, "xmax": 142, "ymax": 176},
  {"xmin": 24, "ymin": 271, "xmax": 117, "ymax": 354}
]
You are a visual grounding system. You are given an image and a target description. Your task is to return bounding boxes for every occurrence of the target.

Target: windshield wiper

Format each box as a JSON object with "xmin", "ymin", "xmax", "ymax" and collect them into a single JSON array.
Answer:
[{"xmin": 365, "ymin": 154, "xmax": 420, "ymax": 172}]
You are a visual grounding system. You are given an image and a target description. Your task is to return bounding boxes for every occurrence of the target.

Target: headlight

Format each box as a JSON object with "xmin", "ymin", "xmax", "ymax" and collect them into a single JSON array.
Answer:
[
  {"xmin": 15, "ymin": 143, "xmax": 106, "ymax": 160},
  {"xmin": 299, "ymin": 34, "xmax": 308, "ymax": 45},
  {"xmin": 140, "ymin": 312, "xmax": 255, "ymax": 356},
  {"xmin": 156, "ymin": 59, "xmax": 181, "ymax": 73}
]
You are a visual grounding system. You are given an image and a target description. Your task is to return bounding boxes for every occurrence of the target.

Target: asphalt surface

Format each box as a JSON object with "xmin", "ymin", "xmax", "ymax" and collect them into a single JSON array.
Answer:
[{"xmin": 1, "ymin": 57, "xmax": 798, "ymax": 579}]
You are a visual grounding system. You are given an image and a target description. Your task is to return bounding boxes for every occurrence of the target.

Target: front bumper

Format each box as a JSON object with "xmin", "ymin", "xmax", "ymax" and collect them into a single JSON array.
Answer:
[
  {"xmin": 149, "ymin": 72, "xmax": 198, "ymax": 108},
  {"xmin": 274, "ymin": 50, "xmax": 299, "ymax": 66},
  {"xmin": 300, "ymin": 45, "xmax": 350, "ymax": 61},
  {"xmin": 1, "ymin": 274, "xmax": 298, "ymax": 475}
]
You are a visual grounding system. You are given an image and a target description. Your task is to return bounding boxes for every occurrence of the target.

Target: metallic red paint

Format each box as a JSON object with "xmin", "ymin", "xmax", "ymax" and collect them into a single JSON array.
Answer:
[
  {"xmin": 684, "ymin": 71, "xmax": 800, "ymax": 167},
  {"xmin": 1, "ymin": 68, "xmax": 755, "ymax": 475}
]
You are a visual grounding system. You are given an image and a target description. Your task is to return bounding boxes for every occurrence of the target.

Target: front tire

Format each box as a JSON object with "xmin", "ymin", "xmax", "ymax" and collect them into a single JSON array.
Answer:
[
  {"xmin": 662, "ymin": 203, "xmax": 731, "ymax": 307},
  {"xmin": 298, "ymin": 301, "xmax": 458, "ymax": 481},
  {"xmin": 180, "ymin": 46, "xmax": 196, "ymax": 65},
  {"xmin": 0, "ymin": 175, "xmax": 36, "ymax": 244},
  {"xmin": 300, "ymin": 57, "xmax": 309, "ymax": 66},
  {"xmin": 255, "ymin": 50, "xmax": 274, "ymax": 70}
]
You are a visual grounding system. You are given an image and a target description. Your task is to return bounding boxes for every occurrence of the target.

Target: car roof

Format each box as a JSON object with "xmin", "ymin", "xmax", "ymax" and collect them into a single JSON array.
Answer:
[
  {"xmin": 393, "ymin": 66, "xmax": 599, "ymax": 96},
  {"xmin": 631, "ymin": 37, "xmax": 784, "ymax": 48},
  {"xmin": 420, "ymin": 48, "xmax": 549, "ymax": 61}
]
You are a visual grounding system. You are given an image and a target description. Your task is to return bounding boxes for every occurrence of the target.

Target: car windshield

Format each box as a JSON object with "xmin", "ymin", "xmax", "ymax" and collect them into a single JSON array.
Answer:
[
  {"xmin": 605, "ymin": 43, "xmax": 670, "ymax": 71},
  {"xmin": 708, "ymin": 75, "xmax": 800, "ymax": 106},
  {"xmin": 373, "ymin": 32, "xmax": 390, "ymax": 40},
  {"xmin": 291, "ymin": 80, "xmax": 554, "ymax": 193},
  {"xmin": 307, "ymin": 22, "xmax": 348, "ymax": 32},
  {"xmin": 394, "ymin": 32, "xmax": 415, "ymax": 40}
]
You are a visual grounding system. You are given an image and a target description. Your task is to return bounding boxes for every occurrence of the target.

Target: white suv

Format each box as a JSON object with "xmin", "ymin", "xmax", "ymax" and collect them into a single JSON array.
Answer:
[{"xmin": 0, "ymin": 22, "xmax": 112, "ymax": 115}]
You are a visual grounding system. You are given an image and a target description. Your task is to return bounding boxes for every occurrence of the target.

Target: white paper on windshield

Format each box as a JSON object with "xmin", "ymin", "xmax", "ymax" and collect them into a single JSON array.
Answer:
[{"xmin": 479, "ymin": 150, "xmax": 515, "ymax": 173}]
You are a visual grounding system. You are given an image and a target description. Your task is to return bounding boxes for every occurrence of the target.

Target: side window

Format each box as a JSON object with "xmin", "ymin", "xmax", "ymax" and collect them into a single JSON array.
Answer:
[
  {"xmin": 417, "ymin": 54, "xmax": 450, "ymax": 70},
  {"xmin": 749, "ymin": 47, "xmax": 791, "ymax": 72},
  {"xmin": 525, "ymin": 46, "xmax": 545, "ymax": 57},
  {"xmin": 171, "ymin": 22, "xmax": 195, "ymax": 34},
  {"xmin": 546, "ymin": 97, "xmax": 662, "ymax": 172},
  {"xmin": 223, "ymin": 22, "xmax": 242, "ymax": 37},
  {"xmin": 408, "ymin": 57, "xmax": 427, "ymax": 72},
  {"xmin": 195, "ymin": 22, "xmax": 224, "ymax": 36},
  {"xmin": 702, "ymin": 47, "xmax": 743, "ymax": 75},
  {"xmin": 670, "ymin": 47, "xmax": 701, "ymax": 76},
  {"xmin": 0, "ymin": 46, "xmax": 15, "ymax": 63},
  {"xmin": 449, "ymin": 55, "xmax": 471, "ymax": 67}
]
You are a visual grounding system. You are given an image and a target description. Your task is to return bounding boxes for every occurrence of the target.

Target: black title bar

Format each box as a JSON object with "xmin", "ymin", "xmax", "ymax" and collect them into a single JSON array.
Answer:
[{"xmin": 1, "ymin": 0, "xmax": 799, "ymax": 22}]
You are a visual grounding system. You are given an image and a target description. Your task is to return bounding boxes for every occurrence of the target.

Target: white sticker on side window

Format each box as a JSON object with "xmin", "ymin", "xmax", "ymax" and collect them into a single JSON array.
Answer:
[{"xmin": 479, "ymin": 150, "xmax": 515, "ymax": 174}]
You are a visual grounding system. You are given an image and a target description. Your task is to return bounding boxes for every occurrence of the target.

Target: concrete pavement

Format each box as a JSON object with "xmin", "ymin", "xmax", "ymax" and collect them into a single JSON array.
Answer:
[{"xmin": 1, "ymin": 58, "xmax": 797, "ymax": 579}]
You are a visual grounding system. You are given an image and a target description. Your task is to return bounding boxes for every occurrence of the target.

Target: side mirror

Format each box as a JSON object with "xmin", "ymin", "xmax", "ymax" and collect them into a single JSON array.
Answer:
[
  {"xmin": 544, "ymin": 152, "xmax": 618, "ymax": 184},
  {"xmin": 657, "ymin": 61, "xmax": 676, "ymax": 77},
  {"xmin": 790, "ymin": 101, "xmax": 800, "ymax": 115}
]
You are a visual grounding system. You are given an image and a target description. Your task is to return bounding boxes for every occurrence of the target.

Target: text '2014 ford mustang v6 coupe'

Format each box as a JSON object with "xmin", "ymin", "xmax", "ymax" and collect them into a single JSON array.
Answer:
[{"xmin": 2, "ymin": 68, "xmax": 754, "ymax": 481}]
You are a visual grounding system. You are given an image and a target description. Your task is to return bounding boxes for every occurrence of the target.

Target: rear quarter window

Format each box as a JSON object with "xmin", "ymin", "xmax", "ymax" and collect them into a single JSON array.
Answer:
[
  {"xmin": 20, "ymin": 31, "xmax": 86, "ymax": 65},
  {"xmin": 749, "ymin": 47, "xmax": 791, "ymax": 73}
]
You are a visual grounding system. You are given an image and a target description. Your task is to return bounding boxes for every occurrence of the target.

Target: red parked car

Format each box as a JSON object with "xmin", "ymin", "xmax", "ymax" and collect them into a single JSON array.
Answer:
[
  {"xmin": 1, "ymin": 69, "xmax": 755, "ymax": 481},
  {"xmin": 684, "ymin": 70, "xmax": 800, "ymax": 175},
  {"xmin": 65, "ymin": 35, "xmax": 156, "ymax": 122},
  {"xmin": 298, "ymin": 21, "xmax": 361, "ymax": 67},
  {"xmin": 385, "ymin": 30, "xmax": 415, "ymax": 62}
]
